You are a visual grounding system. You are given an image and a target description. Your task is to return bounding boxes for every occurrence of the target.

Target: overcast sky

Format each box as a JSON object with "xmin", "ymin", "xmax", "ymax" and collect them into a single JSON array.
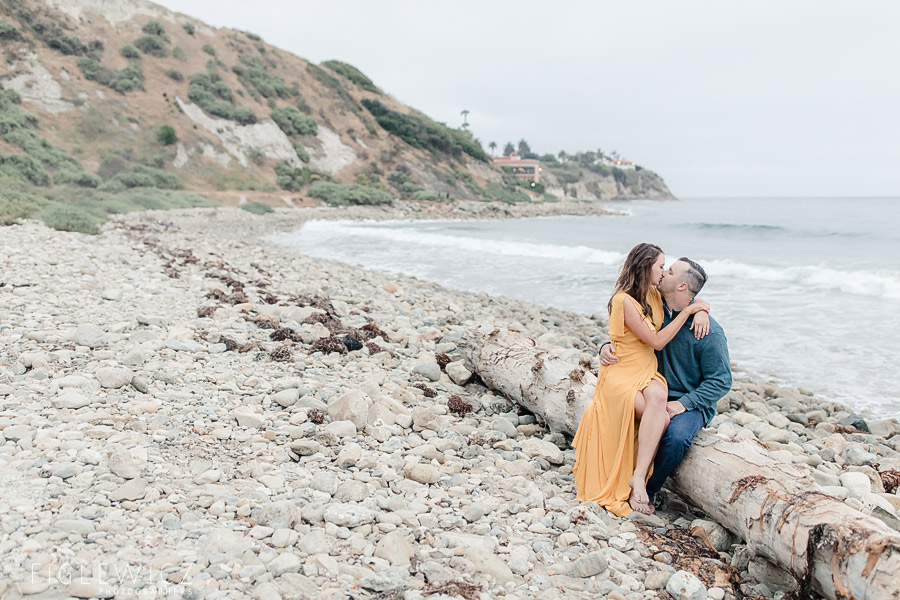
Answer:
[{"xmin": 156, "ymin": 0, "xmax": 899, "ymax": 197}]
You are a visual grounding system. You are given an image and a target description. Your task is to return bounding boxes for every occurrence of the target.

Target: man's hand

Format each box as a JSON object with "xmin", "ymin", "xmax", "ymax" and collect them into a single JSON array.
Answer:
[
  {"xmin": 690, "ymin": 310, "xmax": 710, "ymax": 340},
  {"xmin": 666, "ymin": 401, "xmax": 686, "ymax": 417},
  {"xmin": 598, "ymin": 343, "xmax": 619, "ymax": 365}
]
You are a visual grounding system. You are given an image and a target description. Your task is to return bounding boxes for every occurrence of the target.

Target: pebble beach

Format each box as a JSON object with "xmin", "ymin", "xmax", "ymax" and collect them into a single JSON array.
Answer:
[{"xmin": 2, "ymin": 202, "xmax": 899, "ymax": 600}]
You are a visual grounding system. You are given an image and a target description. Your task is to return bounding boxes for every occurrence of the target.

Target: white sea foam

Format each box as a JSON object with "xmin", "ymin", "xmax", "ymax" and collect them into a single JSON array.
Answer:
[
  {"xmin": 703, "ymin": 259, "xmax": 900, "ymax": 300},
  {"xmin": 284, "ymin": 220, "xmax": 625, "ymax": 265}
]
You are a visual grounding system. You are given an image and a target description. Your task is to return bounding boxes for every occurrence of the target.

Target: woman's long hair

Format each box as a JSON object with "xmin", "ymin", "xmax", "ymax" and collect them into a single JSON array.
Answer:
[{"xmin": 608, "ymin": 243, "xmax": 663, "ymax": 319}]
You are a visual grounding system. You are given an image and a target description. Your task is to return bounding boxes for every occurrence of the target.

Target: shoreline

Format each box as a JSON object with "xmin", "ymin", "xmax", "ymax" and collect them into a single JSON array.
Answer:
[{"xmin": 1, "ymin": 206, "xmax": 899, "ymax": 600}]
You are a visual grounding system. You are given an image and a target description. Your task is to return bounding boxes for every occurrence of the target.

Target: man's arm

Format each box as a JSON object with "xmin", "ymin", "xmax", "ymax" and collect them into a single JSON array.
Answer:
[{"xmin": 676, "ymin": 332, "xmax": 732, "ymax": 418}]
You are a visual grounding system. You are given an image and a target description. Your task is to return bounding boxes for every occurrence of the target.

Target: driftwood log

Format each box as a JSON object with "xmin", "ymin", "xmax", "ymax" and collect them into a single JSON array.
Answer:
[{"xmin": 459, "ymin": 325, "xmax": 900, "ymax": 600}]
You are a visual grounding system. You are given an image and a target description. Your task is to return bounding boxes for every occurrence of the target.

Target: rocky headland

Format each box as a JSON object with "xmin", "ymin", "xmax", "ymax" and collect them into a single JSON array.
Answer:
[{"xmin": 1, "ymin": 205, "xmax": 899, "ymax": 600}]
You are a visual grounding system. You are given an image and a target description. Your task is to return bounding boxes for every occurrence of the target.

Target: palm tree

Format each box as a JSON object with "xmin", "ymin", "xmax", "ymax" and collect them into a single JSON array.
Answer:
[
  {"xmin": 460, "ymin": 109, "xmax": 470, "ymax": 128},
  {"xmin": 489, "ymin": 141, "xmax": 497, "ymax": 156}
]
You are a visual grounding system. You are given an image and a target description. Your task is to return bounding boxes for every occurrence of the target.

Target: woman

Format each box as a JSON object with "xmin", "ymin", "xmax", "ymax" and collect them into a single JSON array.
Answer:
[{"xmin": 573, "ymin": 243, "xmax": 709, "ymax": 516}]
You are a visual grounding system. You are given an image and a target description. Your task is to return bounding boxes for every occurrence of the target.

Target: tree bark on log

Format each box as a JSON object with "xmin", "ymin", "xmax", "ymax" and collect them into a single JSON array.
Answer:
[{"xmin": 459, "ymin": 325, "xmax": 900, "ymax": 600}]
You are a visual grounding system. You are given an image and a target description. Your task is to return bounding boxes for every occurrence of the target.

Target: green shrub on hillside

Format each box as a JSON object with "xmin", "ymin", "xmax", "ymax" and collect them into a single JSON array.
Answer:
[
  {"xmin": 321, "ymin": 60, "xmax": 379, "ymax": 93},
  {"xmin": 156, "ymin": 125, "xmax": 177, "ymax": 145},
  {"xmin": 183, "ymin": 22, "xmax": 195, "ymax": 35},
  {"xmin": 270, "ymin": 106, "xmax": 317, "ymax": 136},
  {"xmin": 274, "ymin": 160, "xmax": 308, "ymax": 191},
  {"xmin": 483, "ymin": 182, "xmax": 529, "ymax": 204},
  {"xmin": 120, "ymin": 44, "xmax": 140, "ymax": 59},
  {"xmin": 134, "ymin": 34, "xmax": 167, "ymax": 58},
  {"xmin": 361, "ymin": 99, "xmax": 488, "ymax": 162},
  {"xmin": 102, "ymin": 164, "xmax": 180, "ymax": 190},
  {"xmin": 166, "ymin": 68, "xmax": 184, "ymax": 81},
  {"xmin": 77, "ymin": 57, "xmax": 100, "ymax": 80},
  {"xmin": 202, "ymin": 44, "xmax": 215, "ymax": 56},
  {"xmin": 188, "ymin": 71, "xmax": 256, "ymax": 124},
  {"xmin": 114, "ymin": 63, "xmax": 145, "ymax": 92},
  {"xmin": 293, "ymin": 143, "xmax": 309, "ymax": 163},
  {"xmin": 232, "ymin": 54, "xmax": 290, "ymax": 101},
  {"xmin": 40, "ymin": 204, "xmax": 102, "ymax": 234},
  {"xmin": 79, "ymin": 56, "xmax": 144, "ymax": 92},
  {"xmin": 0, "ymin": 154, "xmax": 50, "ymax": 185},
  {"xmin": 173, "ymin": 46, "xmax": 187, "ymax": 61},
  {"xmin": 0, "ymin": 178, "xmax": 45, "ymax": 224},
  {"xmin": 240, "ymin": 201, "xmax": 273, "ymax": 215},
  {"xmin": 410, "ymin": 189, "xmax": 440, "ymax": 201},
  {"xmin": 0, "ymin": 22, "xmax": 22, "ymax": 41},
  {"xmin": 307, "ymin": 181, "xmax": 392, "ymax": 206},
  {"xmin": 141, "ymin": 20, "xmax": 169, "ymax": 40}
]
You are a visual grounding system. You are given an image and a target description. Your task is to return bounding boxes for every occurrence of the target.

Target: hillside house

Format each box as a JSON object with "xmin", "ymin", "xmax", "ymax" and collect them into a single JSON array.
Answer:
[{"xmin": 492, "ymin": 153, "xmax": 542, "ymax": 183}]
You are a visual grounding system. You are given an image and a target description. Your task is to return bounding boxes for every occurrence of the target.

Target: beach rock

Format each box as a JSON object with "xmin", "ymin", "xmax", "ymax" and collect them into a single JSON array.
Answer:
[
  {"xmin": 273, "ymin": 388, "xmax": 300, "ymax": 407},
  {"xmin": 96, "ymin": 366, "xmax": 132, "ymax": 389},
  {"xmin": 256, "ymin": 500, "xmax": 302, "ymax": 529},
  {"xmin": 520, "ymin": 438, "xmax": 565, "ymax": 465},
  {"xmin": 691, "ymin": 519, "xmax": 732, "ymax": 551},
  {"xmin": 465, "ymin": 547, "xmax": 516, "ymax": 583},
  {"xmin": 323, "ymin": 504, "xmax": 374, "ymax": 527},
  {"xmin": 404, "ymin": 463, "xmax": 441, "ymax": 484},
  {"xmin": 107, "ymin": 447, "xmax": 143, "ymax": 479},
  {"xmin": 839, "ymin": 471, "xmax": 873, "ymax": 497},
  {"xmin": 108, "ymin": 478, "xmax": 147, "ymax": 501},
  {"xmin": 298, "ymin": 530, "xmax": 333, "ymax": 555},
  {"xmin": 445, "ymin": 361, "xmax": 473, "ymax": 385},
  {"xmin": 360, "ymin": 567, "xmax": 409, "ymax": 592},
  {"xmin": 839, "ymin": 414, "xmax": 869, "ymax": 432},
  {"xmin": 234, "ymin": 407, "xmax": 266, "ymax": 428},
  {"xmin": 666, "ymin": 570, "xmax": 706, "ymax": 600},
  {"xmin": 374, "ymin": 531, "xmax": 414, "ymax": 566},
  {"xmin": 74, "ymin": 324, "xmax": 107, "ymax": 348},
  {"xmin": 645, "ymin": 570, "xmax": 671, "ymax": 590},
  {"xmin": 327, "ymin": 390, "xmax": 369, "ymax": 430},
  {"xmin": 413, "ymin": 361, "xmax": 441, "ymax": 382},
  {"xmin": 52, "ymin": 390, "xmax": 91, "ymax": 409},
  {"xmin": 748, "ymin": 557, "xmax": 798, "ymax": 591},
  {"xmin": 567, "ymin": 551, "xmax": 608, "ymax": 578},
  {"xmin": 267, "ymin": 553, "xmax": 302, "ymax": 576},
  {"xmin": 842, "ymin": 443, "xmax": 878, "ymax": 466}
]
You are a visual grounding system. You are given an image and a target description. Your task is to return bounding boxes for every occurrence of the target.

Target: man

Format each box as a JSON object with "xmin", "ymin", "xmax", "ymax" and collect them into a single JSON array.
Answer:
[{"xmin": 599, "ymin": 257, "xmax": 732, "ymax": 510}]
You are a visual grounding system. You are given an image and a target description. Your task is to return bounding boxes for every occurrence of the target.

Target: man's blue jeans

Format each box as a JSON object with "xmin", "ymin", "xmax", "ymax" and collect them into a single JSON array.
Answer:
[{"xmin": 646, "ymin": 407, "xmax": 705, "ymax": 500}]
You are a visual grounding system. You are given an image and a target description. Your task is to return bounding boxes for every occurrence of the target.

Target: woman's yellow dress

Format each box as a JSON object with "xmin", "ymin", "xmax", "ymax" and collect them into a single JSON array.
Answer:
[{"xmin": 573, "ymin": 288, "xmax": 666, "ymax": 517}]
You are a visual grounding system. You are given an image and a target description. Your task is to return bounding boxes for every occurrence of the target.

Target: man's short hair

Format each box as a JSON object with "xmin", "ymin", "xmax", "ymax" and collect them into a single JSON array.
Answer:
[{"xmin": 677, "ymin": 257, "xmax": 708, "ymax": 296}]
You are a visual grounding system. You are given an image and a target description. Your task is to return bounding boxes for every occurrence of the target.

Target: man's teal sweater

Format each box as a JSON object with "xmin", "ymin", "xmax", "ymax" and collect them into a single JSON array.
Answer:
[{"xmin": 657, "ymin": 308, "xmax": 732, "ymax": 426}]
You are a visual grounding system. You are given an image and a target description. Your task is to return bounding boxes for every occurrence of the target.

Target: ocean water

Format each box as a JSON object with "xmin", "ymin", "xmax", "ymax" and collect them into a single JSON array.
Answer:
[{"xmin": 269, "ymin": 197, "xmax": 900, "ymax": 419}]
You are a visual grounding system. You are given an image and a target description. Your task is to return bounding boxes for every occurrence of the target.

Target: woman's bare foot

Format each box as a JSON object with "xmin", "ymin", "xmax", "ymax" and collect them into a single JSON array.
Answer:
[{"xmin": 629, "ymin": 475, "xmax": 653, "ymax": 514}]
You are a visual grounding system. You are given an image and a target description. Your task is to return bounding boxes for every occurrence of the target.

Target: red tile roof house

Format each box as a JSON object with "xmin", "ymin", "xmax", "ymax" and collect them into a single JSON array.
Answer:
[{"xmin": 491, "ymin": 152, "xmax": 542, "ymax": 183}]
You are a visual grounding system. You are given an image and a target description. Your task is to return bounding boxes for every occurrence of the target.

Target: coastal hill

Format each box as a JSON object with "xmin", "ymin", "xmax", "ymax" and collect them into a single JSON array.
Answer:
[{"xmin": 0, "ymin": 0, "xmax": 673, "ymax": 230}]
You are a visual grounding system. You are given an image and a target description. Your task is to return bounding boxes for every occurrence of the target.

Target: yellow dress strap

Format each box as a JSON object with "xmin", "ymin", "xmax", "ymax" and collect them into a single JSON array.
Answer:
[{"xmin": 608, "ymin": 292, "xmax": 626, "ymax": 338}]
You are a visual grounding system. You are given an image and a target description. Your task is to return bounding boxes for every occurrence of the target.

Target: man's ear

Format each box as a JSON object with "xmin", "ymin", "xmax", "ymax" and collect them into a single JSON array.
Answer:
[{"xmin": 677, "ymin": 281, "xmax": 688, "ymax": 292}]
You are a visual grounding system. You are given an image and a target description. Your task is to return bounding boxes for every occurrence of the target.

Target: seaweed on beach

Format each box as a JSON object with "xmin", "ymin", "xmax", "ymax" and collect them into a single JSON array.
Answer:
[
  {"xmin": 880, "ymin": 469, "xmax": 900, "ymax": 494},
  {"xmin": 197, "ymin": 305, "xmax": 217, "ymax": 318},
  {"xmin": 639, "ymin": 526, "xmax": 750, "ymax": 599},
  {"xmin": 307, "ymin": 409, "xmax": 324, "ymax": 424},
  {"xmin": 366, "ymin": 342, "xmax": 390, "ymax": 356},
  {"xmin": 270, "ymin": 328, "xmax": 302, "ymax": 342},
  {"xmin": 310, "ymin": 336, "xmax": 347, "ymax": 355},
  {"xmin": 413, "ymin": 383, "xmax": 436, "ymax": 398},
  {"xmin": 359, "ymin": 321, "xmax": 388, "ymax": 341},
  {"xmin": 435, "ymin": 353, "xmax": 451, "ymax": 370},
  {"xmin": 292, "ymin": 294, "xmax": 334, "ymax": 312},
  {"xmin": 423, "ymin": 581, "xmax": 481, "ymax": 600},
  {"xmin": 269, "ymin": 344, "xmax": 293, "ymax": 362},
  {"xmin": 448, "ymin": 394, "xmax": 472, "ymax": 416},
  {"xmin": 303, "ymin": 310, "xmax": 344, "ymax": 332}
]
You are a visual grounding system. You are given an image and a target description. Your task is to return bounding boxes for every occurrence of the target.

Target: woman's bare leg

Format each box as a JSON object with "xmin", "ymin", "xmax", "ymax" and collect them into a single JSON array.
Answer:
[{"xmin": 630, "ymin": 381, "xmax": 669, "ymax": 514}]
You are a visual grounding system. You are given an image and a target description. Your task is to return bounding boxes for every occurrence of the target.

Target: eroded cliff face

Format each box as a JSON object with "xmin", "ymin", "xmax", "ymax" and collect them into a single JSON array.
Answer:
[{"xmin": 0, "ymin": 0, "xmax": 674, "ymax": 203}]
